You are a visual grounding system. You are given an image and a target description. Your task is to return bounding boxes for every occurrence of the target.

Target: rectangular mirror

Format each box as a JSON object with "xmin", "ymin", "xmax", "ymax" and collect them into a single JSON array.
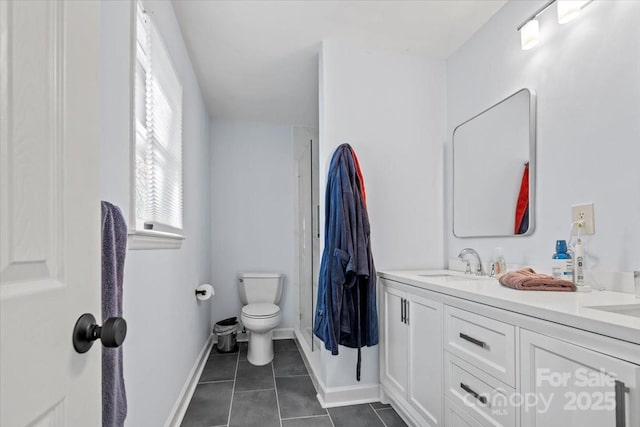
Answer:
[{"xmin": 453, "ymin": 88, "xmax": 536, "ymax": 237}]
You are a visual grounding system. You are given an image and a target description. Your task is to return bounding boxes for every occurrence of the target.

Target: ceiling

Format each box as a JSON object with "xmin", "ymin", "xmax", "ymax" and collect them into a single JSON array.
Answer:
[{"xmin": 172, "ymin": 0, "xmax": 507, "ymax": 128}]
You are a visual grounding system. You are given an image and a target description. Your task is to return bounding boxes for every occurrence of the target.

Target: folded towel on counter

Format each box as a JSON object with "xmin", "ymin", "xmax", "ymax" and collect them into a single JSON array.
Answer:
[{"xmin": 499, "ymin": 267, "xmax": 576, "ymax": 292}]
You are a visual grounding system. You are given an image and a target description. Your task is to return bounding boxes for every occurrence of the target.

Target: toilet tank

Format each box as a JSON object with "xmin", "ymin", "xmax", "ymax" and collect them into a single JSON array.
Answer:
[{"xmin": 238, "ymin": 273, "xmax": 283, "ymax": 304}]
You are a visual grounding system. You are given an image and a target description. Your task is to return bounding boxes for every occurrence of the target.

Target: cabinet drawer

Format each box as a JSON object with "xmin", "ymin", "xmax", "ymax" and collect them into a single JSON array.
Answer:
[
  {"xmin": 444, "ymin": 353, "xmax": 517, "ymax": 427},
  {"xmin": 444, "ymin": 305, "xmax": 515, "ymax": 386}
]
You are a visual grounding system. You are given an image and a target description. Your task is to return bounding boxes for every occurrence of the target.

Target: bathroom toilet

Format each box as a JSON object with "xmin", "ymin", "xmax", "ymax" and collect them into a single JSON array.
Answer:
[{"xmin": 238, "ymin": 273, "xmax": 283, "ymax": 366}]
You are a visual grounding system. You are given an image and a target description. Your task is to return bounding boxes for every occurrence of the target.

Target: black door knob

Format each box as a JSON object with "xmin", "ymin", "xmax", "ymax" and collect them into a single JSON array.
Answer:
[{"xmin": 72, "ymin": 313, "xmax": 127, "ymax": 354}]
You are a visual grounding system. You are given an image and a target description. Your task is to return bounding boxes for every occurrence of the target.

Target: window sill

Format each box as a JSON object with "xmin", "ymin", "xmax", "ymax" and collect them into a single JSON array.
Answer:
[{"xmin": 128, "ymin": 229, "xmax": 185, "ymax": 250}]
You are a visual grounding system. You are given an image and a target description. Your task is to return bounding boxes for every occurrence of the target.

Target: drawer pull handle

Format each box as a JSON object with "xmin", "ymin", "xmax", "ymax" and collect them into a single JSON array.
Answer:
[
  {"xmin": 459, "ymin": 333, "xmax": 486, "ymax": 348},
  {"xmin": 460, "ymin": 382, "xmax": 487, "ymax": 405},
  {"xmin": 615, "ymin": 380, "xmax": 629, "ymax": 427},
  {"xmin": 405, "ymin": 299, "xmax": 409, "ymax": 325}
]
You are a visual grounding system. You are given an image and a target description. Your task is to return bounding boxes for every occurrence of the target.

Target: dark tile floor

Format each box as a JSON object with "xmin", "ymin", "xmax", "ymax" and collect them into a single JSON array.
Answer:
[{"xmin": 181, "ymin": 339, "xmax": 407, "ymax": 427}]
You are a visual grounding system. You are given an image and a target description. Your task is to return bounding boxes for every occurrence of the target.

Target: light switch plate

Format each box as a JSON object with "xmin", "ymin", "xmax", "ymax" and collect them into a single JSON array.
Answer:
[{"xmin": 571, "ymin": 202, "xmax": 595, "ymax": 235}]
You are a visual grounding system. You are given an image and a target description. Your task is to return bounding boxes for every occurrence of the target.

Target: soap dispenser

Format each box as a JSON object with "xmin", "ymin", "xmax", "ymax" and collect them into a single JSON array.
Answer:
[{"xmin": 493, "ymin": 247, "xmax": 507, "ymax": 277}]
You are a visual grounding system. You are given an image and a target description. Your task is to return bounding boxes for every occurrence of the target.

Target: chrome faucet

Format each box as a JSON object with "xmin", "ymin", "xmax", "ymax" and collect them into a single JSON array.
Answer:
[{"xmin": 458, "ymin": 248, "xmax": 485, "ymax": 276}]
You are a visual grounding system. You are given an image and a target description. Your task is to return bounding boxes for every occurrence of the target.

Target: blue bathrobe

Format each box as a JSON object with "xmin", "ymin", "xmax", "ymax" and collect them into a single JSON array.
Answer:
[{"xmin": 314, "ymin": 144, "xmax": 378, "ymax": 381}]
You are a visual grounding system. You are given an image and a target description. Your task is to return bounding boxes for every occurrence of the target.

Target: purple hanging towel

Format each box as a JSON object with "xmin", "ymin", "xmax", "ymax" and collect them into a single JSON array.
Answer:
[{"xmin": 101, "ymin": 201, "xmax": 128, "ymax": 427}]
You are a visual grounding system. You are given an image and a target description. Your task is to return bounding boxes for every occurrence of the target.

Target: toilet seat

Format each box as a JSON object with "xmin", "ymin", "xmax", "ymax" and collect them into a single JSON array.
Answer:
[{"xmin": 242, "ymin": 303, "xmax": 280, "ymax": 319}]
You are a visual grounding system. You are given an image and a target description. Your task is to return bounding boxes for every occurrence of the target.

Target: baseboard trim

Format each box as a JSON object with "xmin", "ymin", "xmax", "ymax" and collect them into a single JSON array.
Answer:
[
  {"xmin": 294, "ymin": 329, "xmax": 380, "ymax": 408},
  {"xmin": 316, "ymin": 381, "xmax": 380, "ymax": 408},
  {"xmin": 164, "ymin": 334, "xmax": 214, "ymax": 427},
  {"xmin": 273, "ymin": 328, "xmax": 294, "ymax": 340}
]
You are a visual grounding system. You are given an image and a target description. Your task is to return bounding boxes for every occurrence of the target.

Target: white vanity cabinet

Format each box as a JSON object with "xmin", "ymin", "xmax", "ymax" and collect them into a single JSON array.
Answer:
[
  {"xmin": 380, "ymin": 278, "xmax": 444, "ymax": 426},
  {"xmin": 378, "ymin": 271, "xmax": 640, "ymax": 427},
  {"xmin": 520, "ymin": 329, "xmax": 640, "ymax": 427}
]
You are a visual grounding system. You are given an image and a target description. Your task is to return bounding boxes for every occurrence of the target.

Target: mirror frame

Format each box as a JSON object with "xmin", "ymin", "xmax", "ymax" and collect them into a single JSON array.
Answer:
[{"xmin": 452, "ymin": 88, "xmax": 537, "ymax": 238}]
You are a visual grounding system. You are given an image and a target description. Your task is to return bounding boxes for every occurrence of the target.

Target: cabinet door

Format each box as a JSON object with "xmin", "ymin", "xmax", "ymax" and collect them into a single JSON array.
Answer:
[
  {"xmin": 408, "ymin": 293, "xmax": 443, "ymax": 426},
  {"xmin": 382, "ymin": 285, "xmax": 408, "ymax": 396},
  {"xmin": 521, "ymin": 329, "xmax": 640, "ymax": 427}
]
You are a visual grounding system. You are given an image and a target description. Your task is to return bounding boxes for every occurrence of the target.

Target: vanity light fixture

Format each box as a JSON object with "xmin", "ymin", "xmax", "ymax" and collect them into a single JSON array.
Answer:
[
  {"xmin": 517, "ymin": 0, "xmax": 592, "ymax": 50},
  {"xmin": 557, "ymin": 0, "xmax": 590, "ymax": 24},
  {"xmin": 517, "ymin": 0, "xmax": 554, "ymax": 50},
  {"xmin": 520, "ymin": 19, "xmax": 540, "ymax": 50}
]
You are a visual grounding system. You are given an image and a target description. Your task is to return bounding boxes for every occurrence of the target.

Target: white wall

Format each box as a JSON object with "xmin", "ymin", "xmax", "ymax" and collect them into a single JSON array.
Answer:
[
  {"xmin": 210, "ymin": 119, "xmax": 296, "ymax": 330},
  {"xmin": 100, "ymin": 1, "xmax": 212, "ymax": 426},
  {"xmin": 319, "ymin": 41, "xmax": 447, "ymax": 388},
  {"xmin": 446, "ymin": 0, "xmax": 640, "ymax": 274}
]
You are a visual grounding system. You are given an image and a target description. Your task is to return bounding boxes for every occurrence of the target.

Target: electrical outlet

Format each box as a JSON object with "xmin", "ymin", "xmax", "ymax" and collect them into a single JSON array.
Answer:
[{"xmin": 571, "ymin": 202, "xmax": 595, "ymax": 235}]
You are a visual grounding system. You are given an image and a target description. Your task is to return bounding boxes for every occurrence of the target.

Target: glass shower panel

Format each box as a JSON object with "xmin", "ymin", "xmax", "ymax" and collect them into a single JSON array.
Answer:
[
  {"xmin": 297, "ymin": 145, "xmax": 313, "ymax": 348},
  {"xmin": 295, "ymin": 128, "xmax": 318, "ymax": 351}
]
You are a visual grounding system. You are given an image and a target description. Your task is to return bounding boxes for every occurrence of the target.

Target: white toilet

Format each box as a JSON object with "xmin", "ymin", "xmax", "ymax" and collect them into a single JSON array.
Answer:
[{"xmin": 238, "ymin": 273, "xmax": 283, "ymax": 366}]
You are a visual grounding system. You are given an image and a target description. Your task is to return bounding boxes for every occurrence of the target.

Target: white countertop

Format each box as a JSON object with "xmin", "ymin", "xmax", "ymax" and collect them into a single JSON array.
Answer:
[{"xmin": 379, "ymin": 270, "xmax": 640, "ymax": 346}]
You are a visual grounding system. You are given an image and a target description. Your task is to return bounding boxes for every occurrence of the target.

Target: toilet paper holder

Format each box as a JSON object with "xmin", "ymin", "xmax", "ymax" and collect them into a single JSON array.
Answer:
[{"xmin": 195, "ymin": 284, "xmax": 214, "ymax": 300}]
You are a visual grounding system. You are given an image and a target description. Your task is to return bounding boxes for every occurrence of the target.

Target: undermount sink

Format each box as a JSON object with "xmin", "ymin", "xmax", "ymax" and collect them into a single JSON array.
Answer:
[
  {"xmin": 587, "ymin": 304, "xmax": 640, "ymax": 318},
  {"xmin": 416, "ymin": 273, "xmax": 483, "ymax": 281}
]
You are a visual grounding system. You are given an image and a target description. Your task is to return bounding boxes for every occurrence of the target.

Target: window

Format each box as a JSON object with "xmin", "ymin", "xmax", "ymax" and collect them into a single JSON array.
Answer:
[{"xmin": 130, "ymin": 2, "xmax": 184, "ymax": 249}]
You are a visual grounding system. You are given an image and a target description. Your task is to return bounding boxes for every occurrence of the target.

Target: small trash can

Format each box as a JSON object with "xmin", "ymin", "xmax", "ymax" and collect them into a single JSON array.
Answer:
[{"xmin": 214, "ymin": 317, "xmax": 239, "ymax": 353}]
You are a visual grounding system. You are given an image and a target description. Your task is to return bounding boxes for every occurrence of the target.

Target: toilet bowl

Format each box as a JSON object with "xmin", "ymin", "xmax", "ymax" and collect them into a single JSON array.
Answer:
[
  {"xmin": 237, "ymin": 273, "xmax": 284, "ymax": 366},
  {"xmin": 241, "ymin": 303, "xmax": 281, "ymax": 365}
]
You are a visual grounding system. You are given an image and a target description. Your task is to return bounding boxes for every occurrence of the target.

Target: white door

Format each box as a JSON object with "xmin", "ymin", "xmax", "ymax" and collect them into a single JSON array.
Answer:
[
  {"xmin": 382, "ymin": 284, "xmax": 408, "ymax": 396},
  {"xmin": 521, "ymin": 330, "xmax": 640, "ymax": 427},
  {"xmin": 1, "ymin": 1, "xmax": 102, "ymax": 426},
  {"xmin": 408, "ymin": 293, "xmax": 443, "ymax": 426}
]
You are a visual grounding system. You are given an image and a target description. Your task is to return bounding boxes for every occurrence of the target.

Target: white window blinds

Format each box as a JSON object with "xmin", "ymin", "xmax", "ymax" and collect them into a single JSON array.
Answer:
[{"xmin": 135, "ymin": 3, "xmax": 183, "ymax": 234}]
